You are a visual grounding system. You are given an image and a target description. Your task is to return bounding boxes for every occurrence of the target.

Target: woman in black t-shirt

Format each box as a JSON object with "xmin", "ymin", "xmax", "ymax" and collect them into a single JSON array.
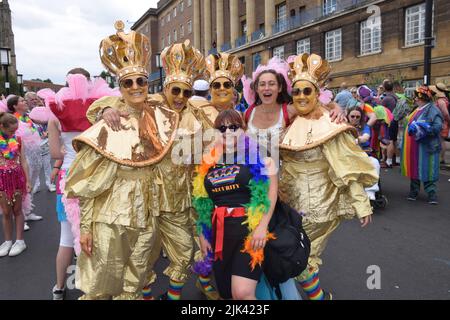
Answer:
[{"xmin": 193, "ymin": 109, "xmax": 278, "ymax": 300}]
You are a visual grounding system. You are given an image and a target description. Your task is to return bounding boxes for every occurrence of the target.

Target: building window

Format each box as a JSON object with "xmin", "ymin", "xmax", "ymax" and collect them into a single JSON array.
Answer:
[
  {"xmin": 405, "ymin": 3, "xmax": 427, "ymax": 46},
  {"xmin": 296, "ymin": 38, "xmax": 310, "ymax": 55},
  {"xmin": 180, "ymin": 25, "xmax": 185, "ymax": 38},
  {"xmin": 273, "ymin": 45, "xmax": 285, "ymax": 60},
  {"xmin": 323, "ymin": 0, "xmax": 337, "ymax": 15},
  {"xmin": 360, "ymin": 19, "xmax": 381, "ymax": 55},
  {"xmin": 188, "ymin": 20, "xmax": 192, "ymax": 34},
  {"xmin": 161, "ymin": 18, "xmax": 164, "ymax": 27},
  {"xmin": 276, "ymin": 2, "xmax": 287, "ymax": 32},
  {"xmin": 180, "ymin": 1, "xmax": 184, "ymax": 12},
  {"xmin": 173, "ymin": 7, "xmax": 177, "ymax": 18},
  {"xmin": 161, "ymin": 38, "xmax": 165, "ymax": 50},
  {"xmin": 325, "ymin": 28, "xmax": 342, "ymax": 62},
  {"xmin": 168, "ymin": 33, "xmax": 171, "ymax": 45},
  {"xmin": 167, "ymin": 14, "xmax": 170, "ymax": 23},
  {"xmin": 145, "ymin": 24, "xmax": 149, "ymax": 33},
  {"xmin": 241, "ymin": 21, "xmax": 247, "ymax": 36},
  {"xmin": 174, "ymin": 30, "xmax": 177, "ymax": 42},
  {"xmin": 252, "ymin": 53, "xmax": 262, "ymax": 71},
  {"xmin": 188, "ymin": 0, "xmax": 192, "ymax": 7}
]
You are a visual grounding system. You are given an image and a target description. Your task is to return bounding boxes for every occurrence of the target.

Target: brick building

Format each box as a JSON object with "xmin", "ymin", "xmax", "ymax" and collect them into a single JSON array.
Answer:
[
  {"xmin": 23, "ymin": 80, "xmax": 64, "ymax": 94},
  {"xmin": 133, "ymin": 0, "xmax": 450, "ymax": 95}
]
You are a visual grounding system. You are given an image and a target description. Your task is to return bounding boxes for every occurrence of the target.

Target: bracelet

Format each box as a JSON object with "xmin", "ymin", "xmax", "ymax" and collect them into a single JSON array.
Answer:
[{"xmin": 53, "ymin": 167, "xmax": 61, "ymax": 170}]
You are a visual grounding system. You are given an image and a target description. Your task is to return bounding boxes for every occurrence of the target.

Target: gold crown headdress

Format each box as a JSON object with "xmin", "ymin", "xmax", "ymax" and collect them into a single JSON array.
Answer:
[
  {"xmin": 288, "ymin": 53, "xmax": 331, "ymax": 88},
  {"xmin": 100, "ymin": 21, "xmax": 151, "ymax": 81},
  {"xmin": 205, "ymin": 53, "xmax": 244, "ymax": 85},
  {"xmin": 161, "ymin": 40, "xmax": 205, "ymax": 88}
]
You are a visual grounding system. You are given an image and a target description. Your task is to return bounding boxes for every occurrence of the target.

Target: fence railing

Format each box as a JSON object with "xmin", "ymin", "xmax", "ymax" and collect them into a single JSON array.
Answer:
[
  {"xmin": 221, "ymin": 42, "xmax": 231, "ymax": 52},
  {"xmin": 251, "ymin": 29, "xmax": 265, "ymax": 42},
  {"xmin": 235, "ymin": 35, "xmax": 247, "ymax": 48},
  {"xmin": 219, "ymin": 0, "xmax": 374, "ymax": 52}
]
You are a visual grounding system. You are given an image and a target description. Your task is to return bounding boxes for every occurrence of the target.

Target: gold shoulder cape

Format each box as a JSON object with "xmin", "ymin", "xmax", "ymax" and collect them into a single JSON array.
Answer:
[
  {"xmin": 280, "ymin": 107, "xmax": 357, "ymax": 151},
  {"xmin": 188, "ymin": 99, "xmax": 219, "ymax": 129},
  {"xmin": 73, "ymin": 96, "xmax": 179, "ymax": 168}
]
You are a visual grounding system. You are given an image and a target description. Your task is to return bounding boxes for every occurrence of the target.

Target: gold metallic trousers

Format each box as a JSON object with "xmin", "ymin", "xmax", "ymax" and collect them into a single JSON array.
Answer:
[
  {"xmin": 297, "ymin": 218, "xmax": 341, "ymax": 281},
  {"xmin": 76, "ymin": 221, "xmax": 158, "ymax": 300},
  {"xmin": 153, "ymin": 209, "xmax": 194, "ymax": 282}
]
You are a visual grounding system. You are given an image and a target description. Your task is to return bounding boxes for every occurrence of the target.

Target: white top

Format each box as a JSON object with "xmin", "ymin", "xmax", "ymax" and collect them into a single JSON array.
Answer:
[
  {"xmin": 247, "ymin": 106, "xmax": 284, "ymax": 138},
  {"xmin": 61, "ymin": 132, "xmax": 79, "ymax": 170}
]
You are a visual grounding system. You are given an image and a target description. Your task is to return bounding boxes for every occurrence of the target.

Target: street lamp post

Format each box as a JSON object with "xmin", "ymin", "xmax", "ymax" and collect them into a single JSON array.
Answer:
[
  {"xmin": 155, "ymin": 53, "xmax": 163, "ymax": 92},
  {"xmin": 17, "ymin": 74, "xmax": 23, "ymax": 95},
  {"xmin": 0, "ymin": 47, "xmax": 12, "ymax": 96},
  {"xmin": 423, "ymin": 0, "xmax": 434, "ymax": 85}
]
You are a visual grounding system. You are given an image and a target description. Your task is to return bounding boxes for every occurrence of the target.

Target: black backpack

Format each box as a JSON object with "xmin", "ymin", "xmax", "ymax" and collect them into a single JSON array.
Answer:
[{"xmin": 263, "ymin": 200, "xmax": 311, "ymax": 297}]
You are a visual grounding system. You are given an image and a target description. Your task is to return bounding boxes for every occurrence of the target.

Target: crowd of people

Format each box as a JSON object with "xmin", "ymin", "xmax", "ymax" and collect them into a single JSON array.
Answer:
[{"xmin": 0, "ymin": 21, "xmax": 448, "ymax": 301}]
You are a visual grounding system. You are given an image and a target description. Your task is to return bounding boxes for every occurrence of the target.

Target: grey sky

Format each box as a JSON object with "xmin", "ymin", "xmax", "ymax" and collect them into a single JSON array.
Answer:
[{"xmin": 9, "ymin": 0, "xmax": 158, "ymax": 84}]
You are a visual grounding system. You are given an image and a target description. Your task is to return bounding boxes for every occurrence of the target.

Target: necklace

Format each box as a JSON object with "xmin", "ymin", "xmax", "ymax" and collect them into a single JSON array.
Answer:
[
  {"xmin": 0, "ymin": 132, "xmax": 19, "ymax": 160},
  {"xmin": 14, "ymin": 112, "xmax": 37, "ymax": 133}
]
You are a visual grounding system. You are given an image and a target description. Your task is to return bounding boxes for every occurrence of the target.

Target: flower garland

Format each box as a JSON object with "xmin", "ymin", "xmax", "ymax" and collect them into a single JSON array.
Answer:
[
  {"xmin": 14, "ymin": 112, "xmax": 37, "ymax": 133},
  {"xmin": 0, "ymin": 131, "xmax": 20, "ymax": 160},
  {"xmin": 192, "ymin": 136, "xmax": 275, "ymax": 275}
]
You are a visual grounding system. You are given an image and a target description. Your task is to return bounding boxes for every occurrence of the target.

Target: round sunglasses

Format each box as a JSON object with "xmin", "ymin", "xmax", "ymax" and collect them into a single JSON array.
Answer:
[
  {"xmin": 171, "ymin": 86, "xmax": 193, "ymax": 98},
  {"xmin": 120, "ymin": 77, "xmax": 149, "ymax": 89},
  {"xmin": 217, "ymin": 124, "xmax": 241, "ymax": 133},
  {"xmin": 291, "ymin": 87, "xmax": 314, "ymax": 96},
  {"xmin": 211, "ymin": 81, "xmax": 233, "ymax": 90}
]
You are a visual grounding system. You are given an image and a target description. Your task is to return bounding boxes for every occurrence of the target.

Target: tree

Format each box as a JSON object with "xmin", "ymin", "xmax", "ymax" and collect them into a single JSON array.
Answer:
[{"xmin": 43, "ymin": 79, "xmax": 53, "ymax": 84}]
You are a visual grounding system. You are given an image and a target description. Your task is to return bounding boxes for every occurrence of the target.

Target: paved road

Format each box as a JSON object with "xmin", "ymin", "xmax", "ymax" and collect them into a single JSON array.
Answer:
[{"xmin": 1, "ymin": 168, "xmax": 449, "ymax": 300}]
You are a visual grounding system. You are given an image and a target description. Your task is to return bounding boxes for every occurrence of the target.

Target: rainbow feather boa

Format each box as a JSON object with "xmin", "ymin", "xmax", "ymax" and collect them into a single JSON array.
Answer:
[{"xmin": 192, "ymin": 136, "xmax": 274, "ymax": 275}]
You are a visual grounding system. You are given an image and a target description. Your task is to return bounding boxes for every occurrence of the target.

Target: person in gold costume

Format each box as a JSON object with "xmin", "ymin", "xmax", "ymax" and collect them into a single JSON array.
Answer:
[
  {"xmin": 279, "ymin": 53, "xmax": 379, "ymax": 300},
  {"xmin": 64, "ymin": 21, "xmax": 180, "ymax": 300},
  {"xmin": 189, "ymin": 52, "xmax": 245, "ymax": 128},
  {"xmin": 93, "ymin": 40, "xmax": 208, "ymax": 300}
]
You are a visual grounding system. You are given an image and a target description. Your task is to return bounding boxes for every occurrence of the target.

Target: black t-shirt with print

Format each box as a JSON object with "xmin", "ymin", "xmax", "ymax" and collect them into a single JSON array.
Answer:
[{"xmin": 204, "ymin": 163, "xmax": 252, "ymax": 208}]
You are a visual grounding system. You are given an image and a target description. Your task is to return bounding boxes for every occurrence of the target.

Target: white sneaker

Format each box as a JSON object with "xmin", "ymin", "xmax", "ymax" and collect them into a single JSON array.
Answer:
[
  {"xmin": 0, "ymin": 241, "xmax": 13, "ymax": 257},
  {"xmin": 48, "ymin": 184, "xmax": 56, "ymax": 192},
  {"xmin": 52, "ymin": 285, "xmax": 66, "ymax": 300},
  {"xmin": 32, "ymin": 185, "xmax": 41, "ymax": 194},
  {"xmin": 8, "ymin": 241, "xmax": 27, "ymax": 257},
  {"xmin": 26, "ymin": 213, "xmax": 43, "ymax": 221},
  {"xmin": 24, "ymin": 222, "xmax": 30, "ymax": 231}
]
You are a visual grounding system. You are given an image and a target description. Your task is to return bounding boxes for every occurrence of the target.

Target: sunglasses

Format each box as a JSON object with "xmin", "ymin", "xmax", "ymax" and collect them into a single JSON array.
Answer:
[
  {"xmin": 350, "ymin": 115, "xmax": 361, "ymax": 119},
  {"xmin": 211, "ymin": 81, "xmax": 233, "ymax": 90},
  {"xmin": 291, "ymin": 87, "xmax": 314, "ymax": 96},
  {"xmin": 120, "ymin": 77, "xmax": 149, "ymax": 89},
  {"xmin": 217, "ymin": 124, "xmax": 240, "ymax": 133},
  {"xmin": 171, "ymin": 87, "xmax": 193, "ymax": 98}
]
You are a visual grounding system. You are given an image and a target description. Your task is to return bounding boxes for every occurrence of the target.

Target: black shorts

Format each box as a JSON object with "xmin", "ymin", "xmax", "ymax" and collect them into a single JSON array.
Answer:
[
  {"xmin": 212, "ymin": 217, "xmax": 262, "ymax": 299},
  {"xmin": 388, "ymin": 120, "xmax": 399, "ymax": 141}
]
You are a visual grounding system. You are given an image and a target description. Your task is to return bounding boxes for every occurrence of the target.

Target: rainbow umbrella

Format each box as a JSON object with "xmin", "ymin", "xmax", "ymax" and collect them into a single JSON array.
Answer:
[{"xmin": 373, "ymin": 105, "xmax": 394, "ymax": 126}]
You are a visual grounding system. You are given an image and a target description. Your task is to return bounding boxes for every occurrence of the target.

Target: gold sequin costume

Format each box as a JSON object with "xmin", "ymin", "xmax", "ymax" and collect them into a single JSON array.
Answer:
[
  {"xmin": 280, "ymin": 54, "xmax": 378, "ymax": 278},
  {"xmin": 65, "ymin": 22, "xmax": 179, "ymax": 300},
  {"xmin": 86, "ymin": 40, "xmax": 208, "ymax": 285}
]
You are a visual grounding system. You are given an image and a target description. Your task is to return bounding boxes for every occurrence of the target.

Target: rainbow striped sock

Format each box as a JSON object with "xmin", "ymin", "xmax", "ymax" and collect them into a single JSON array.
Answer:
[
  {"xmin": 167, "ymin": 279, "xmax": 184, "ymax": 300},
  {"xmin": 142, "ymin": 284, "xmax": 154, "ymax": 300},
  {"xmin": 198, "ymin": 275, "xmax": 215, "ymax": 292},
  {"xmin": 299, "ymin": 270, "xmax": 325, "ymax": 301}
]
